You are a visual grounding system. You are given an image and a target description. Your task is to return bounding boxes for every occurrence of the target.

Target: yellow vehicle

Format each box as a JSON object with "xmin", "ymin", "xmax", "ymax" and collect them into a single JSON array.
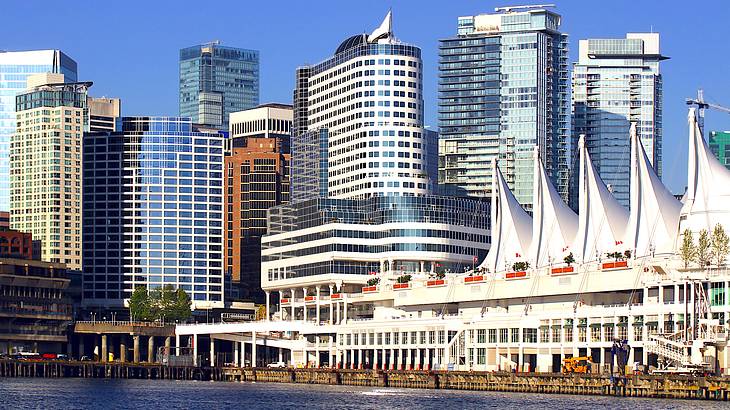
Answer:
[{"xmin": 561, "ymin": 356, "xmax": 592, "ymax": 374}]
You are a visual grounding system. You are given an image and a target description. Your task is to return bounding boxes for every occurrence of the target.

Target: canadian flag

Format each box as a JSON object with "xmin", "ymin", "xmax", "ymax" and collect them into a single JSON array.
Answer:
[{"xmin": 615, "ymin": 240, "xmax": 623, "ymax": 245}]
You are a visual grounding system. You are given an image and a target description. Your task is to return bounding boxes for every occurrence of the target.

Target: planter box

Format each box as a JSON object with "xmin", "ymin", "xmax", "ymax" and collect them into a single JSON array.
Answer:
[
  {"xmin": 505, "ymin": 271, "xmax": 528, "ymax": 280},
  {"xmin": 305, "ymin": 296, "xmax": 316, "ymax": 302},
  {"xmin": 280, "ymin": 298, "xmax": 290, "ymax": 304},
  {"xmin": 464, "ymin": 275, "xmax": 485, "ymax": 284},
  {"xmin": 331, "ymin": 293, "xmax": 342, "ymax": 300},
  {"xmin": 362, "ymin": 286, "xmax": 378, "ymax": 293},
  {"xmin": 551, "ymin": 266, "xmax": 575, "ymax": 275},
  {"xmin": 393, "ymin": 283, "xmax": 411, "ymax": 290},
  {"xmin": 426, "ymin": 279, "xmax": 446, "ymax": 287},
  {"xmin": 602, "ymin": 260, "xmax": 629, "ymax": 270}
]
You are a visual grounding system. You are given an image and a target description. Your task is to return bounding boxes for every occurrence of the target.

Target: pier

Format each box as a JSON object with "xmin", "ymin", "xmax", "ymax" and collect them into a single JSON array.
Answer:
[
  {"xmin": 3, "ymin": 358, "xmax": 730, "ymax": 401},
  {"xmin": 0, "ymin": 359, "xmax": 205, "ymax": 380}
]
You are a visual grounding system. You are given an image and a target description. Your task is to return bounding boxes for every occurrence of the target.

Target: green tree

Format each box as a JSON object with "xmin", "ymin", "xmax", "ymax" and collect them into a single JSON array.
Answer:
[
  {"xmin": 680, "ymin": 229, "xmax": 695, "ymax": 269},
  {"xmin": 695, "ymin": 229, "xmax": 712, "ymax": 268},
  {"xmin": 169, "ymin": 288, "xmax": 192, "ymax": 322},
  {"xmin": 712, "ymin": 223, "xmax": 730, "ymax": 267},
  {"xmin": 129, "ymin": 286, "xmax": 152, "ymax": 321}
]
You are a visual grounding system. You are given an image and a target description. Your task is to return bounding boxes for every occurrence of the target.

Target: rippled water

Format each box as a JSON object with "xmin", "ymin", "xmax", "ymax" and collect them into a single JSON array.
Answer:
[{"xmin": 0, "ymin": 378, "xmax": 725, "ymax": 409}]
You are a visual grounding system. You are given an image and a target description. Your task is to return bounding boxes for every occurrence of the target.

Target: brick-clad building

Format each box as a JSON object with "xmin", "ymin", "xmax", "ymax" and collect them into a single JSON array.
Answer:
[{"xmin": 227, "ymin": 104, "xmax": 292, "ymax": 302}]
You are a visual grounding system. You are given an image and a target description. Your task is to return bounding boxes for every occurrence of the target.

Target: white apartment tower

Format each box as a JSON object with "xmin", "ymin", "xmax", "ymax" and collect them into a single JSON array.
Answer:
[{"xmin": 293, "ymin": 12, "xmax": 432, "ymax": 199}]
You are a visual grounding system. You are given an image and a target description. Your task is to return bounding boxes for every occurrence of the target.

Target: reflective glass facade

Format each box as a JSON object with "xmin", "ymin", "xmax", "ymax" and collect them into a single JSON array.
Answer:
[
  {"xmin": 83, "ymin": 117, "xmax": 225, "ymax": 308},
  {"xmin": 572, "ymin": 34, "xmax": 664, "ymax": 208},
  {"xmin": 0, "ymin": 50, "xmax": 77, "ymax": 210},
  {"xmin": 438, "ymin": 10, "xmax": 569, "ymax": 208},
  {"xmin": 262, "ymin": 195, "xmax": 490, "ymax": 280},
  {"xmin": 179, "ymin": 43, "xmax": 259, "ymax": 129}
]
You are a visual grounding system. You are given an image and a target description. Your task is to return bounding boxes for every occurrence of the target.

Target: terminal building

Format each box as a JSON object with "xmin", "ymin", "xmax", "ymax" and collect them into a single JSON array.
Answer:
[{"xmin": 178, "ymin": 107, "xmax": 730, "ymax": 375}]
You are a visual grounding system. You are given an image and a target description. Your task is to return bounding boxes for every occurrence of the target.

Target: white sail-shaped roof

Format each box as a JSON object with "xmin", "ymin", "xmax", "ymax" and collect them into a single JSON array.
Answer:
[
  {"xmin": 625, "ymin": 123, "xmax": 682, "ymax": 257},
  {"xmin": 572, "ymin": 135, "xmax": 629, "ymax": 263},
  {"xmin": 680, "ymin": 108, "xmax": 730, "ymax": 235},
  {"xmin": 530, "ymin": 147, "xmax": 578, "ymax": 268},
  {"xmin": 479, "ymin": 161, "xmax": 532, "ymax": 273}
]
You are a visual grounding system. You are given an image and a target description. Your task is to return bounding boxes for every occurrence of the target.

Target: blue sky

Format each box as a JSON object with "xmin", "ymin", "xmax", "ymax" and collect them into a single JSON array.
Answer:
[{"xmin": 2, "ymin": 0, "xmax": 729, "ymax": 193}]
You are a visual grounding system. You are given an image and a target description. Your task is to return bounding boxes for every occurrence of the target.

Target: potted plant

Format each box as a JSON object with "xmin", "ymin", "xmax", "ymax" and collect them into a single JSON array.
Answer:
[
  {"xmin": 507, "ymin": 261, "xmax": 529, "ymax": 279},
  {"xmin": 394, "ymin": 274, "xmax": 411, "ymax": 289},
  {"xmin": 563, "ymin": 253, "xmax": 575, "ymax": 266},
  {"xmin": 363, "ymin": 277, "xmax": 379, "ymax": 293}
]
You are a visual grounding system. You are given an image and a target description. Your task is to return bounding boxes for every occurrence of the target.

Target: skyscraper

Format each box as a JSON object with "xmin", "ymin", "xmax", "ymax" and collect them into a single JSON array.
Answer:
[
  {"xmin": 11, "ymin": 73, "xmax": 89, "ymax": 269},
  {"xmin": 83, "ymin": 117, "xmax": 225, "ymax": 309},
  {"xmin": 179, "ymin": 42, "xmax": 259, "ymax": 129},
  {"xmin": 226, "ymin": 104, "xmax": 292, "ymax": 302},
  {"xmin": 293, "ymin": 12, "xmax": 433, "ymax": 199},
  {"xmin": 438, "ymin": 5, "xmax": 569, "ymax": 207},
  {"xmin": 0, "ymin": 50, "xmax": 77, "ymax": 211},
  {"xmin": 572, "ymin": 33, "xmax": 666, "ymax": 208}
]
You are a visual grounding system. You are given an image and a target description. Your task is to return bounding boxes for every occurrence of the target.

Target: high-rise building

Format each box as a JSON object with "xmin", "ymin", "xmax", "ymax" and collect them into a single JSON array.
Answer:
[
  {"xmin": 294, "ymin": 12, "xmax": 433, "ymax": 199},
  {"xmin": 226, "ymin": 104, "xmax": 292, "ymax": 302},
  {"xmin": 709, "ymin": 131, "xmax": 730, "ymax": 170},
  {"xmin": 11, "ymin": 73, "xmax": 89, "ymax": 269},
  {"xmin": 438, "ymin": 6, "xmax": 569, "ymax": 207},
  {"xmin": 572, "ymin": 33, "xmax": 666, "ymax": 208},
  {"xmin": 0, "ymin": 50, "xmax": 77, "ymax": 211},
  {"xmin": 260, "ymin": 13, "xmax": 490, "ymax": 322},
  {"xmin": 82, "ymin": 117, "xmax": 225, "ymax": 309},
  {"xmin": 179, "ymin": 42, "xmax": 259, "ymax": 129}
]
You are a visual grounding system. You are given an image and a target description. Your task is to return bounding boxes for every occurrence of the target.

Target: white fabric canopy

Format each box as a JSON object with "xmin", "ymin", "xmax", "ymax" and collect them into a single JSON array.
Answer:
[
  {"xmin": 680, "ymin": 108, "xmax": 730, "ymax": 236},
  {"xmin": 625, "ymin": 123, "xmax": 681, "ymax": 257},
  {"xmin": 530, "ymin": 147, "xmax": 578, "ymax": 268},
  {"xmin": 572, "ymin": 135, "xmax": 629, "ymax": 263},
  {"xmin": 479, "ymin": 161, "xmax": 532, "ymax": 273}
]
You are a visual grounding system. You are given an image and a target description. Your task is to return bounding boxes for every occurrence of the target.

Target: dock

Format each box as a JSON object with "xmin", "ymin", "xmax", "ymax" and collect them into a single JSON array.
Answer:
[{"xmin": 3, "ymin": 359, "xmax": 730, "ymax": 401}]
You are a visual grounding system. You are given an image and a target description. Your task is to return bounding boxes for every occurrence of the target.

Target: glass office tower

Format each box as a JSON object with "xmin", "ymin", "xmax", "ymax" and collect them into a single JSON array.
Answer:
[
  {"xmin": 179, "ymin": 42, "xmax": 259, "ymax": 129},
  {"xmin": 572, "ymin": 33, "xmax": 665, "ymax": 208},
  {"xmin": 710, "ymin": 131, "xmax": 730, "ymax": 171},
  {"xmin": 438, "ymin": 7, "xmax": 569, "ymax": 208},
  {"xmin": 83, "ymin": 117, "xmax": 225, "ymax": 309},
  {"xmin": 0, "ymin": 50, "xmax": 77, "ymax": 211}
]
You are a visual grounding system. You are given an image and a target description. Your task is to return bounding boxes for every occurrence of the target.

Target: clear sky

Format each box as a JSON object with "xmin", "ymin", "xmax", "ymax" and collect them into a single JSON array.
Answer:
[{"xmin": 2, "ymin": 0, "xmax": 729, "ymax": 193}]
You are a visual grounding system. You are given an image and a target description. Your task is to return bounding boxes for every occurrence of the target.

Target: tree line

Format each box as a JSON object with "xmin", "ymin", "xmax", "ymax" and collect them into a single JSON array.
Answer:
[{"xmin": 680, "ymin": 224, "xmax": 730, "ymax": 269}]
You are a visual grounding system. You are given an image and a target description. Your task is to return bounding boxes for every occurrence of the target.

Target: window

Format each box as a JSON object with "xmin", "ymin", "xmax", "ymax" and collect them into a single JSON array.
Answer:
[
  {"xmin": 477, "ymin": 329, "xmax": 486, "ymax": 343},
  {"xmin": 477, "ymin": 348, "xmax": 486, "ymax": 365}
]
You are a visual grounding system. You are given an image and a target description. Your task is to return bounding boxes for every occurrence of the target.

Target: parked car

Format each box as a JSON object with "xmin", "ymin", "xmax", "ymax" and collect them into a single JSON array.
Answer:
[{"xmin": 267, "ymin": 361, "xmax": 287, "ymax": 368}]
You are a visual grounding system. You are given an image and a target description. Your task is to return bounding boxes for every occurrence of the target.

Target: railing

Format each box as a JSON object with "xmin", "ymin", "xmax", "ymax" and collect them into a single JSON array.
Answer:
[{"xmin": 76, "ymin": 320, "xmax": 175, "ymax": 327}]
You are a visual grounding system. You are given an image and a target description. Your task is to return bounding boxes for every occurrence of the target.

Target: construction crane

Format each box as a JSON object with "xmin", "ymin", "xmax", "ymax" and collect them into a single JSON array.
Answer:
[{"xmin": 686, "ymin": 89, "xmax": 730, "ymax": 134}]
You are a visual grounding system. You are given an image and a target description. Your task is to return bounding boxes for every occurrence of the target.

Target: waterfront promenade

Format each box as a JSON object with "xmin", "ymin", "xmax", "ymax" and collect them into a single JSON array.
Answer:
[{"xmin": 3, "ymin": 359, "xmax": 730, "ymax": 401}]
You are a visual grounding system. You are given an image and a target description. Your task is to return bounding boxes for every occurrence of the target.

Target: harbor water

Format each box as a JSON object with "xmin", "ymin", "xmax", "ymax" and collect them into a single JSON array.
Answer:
[{"xmin": 0, "ymin": 378, "xmax": 728, "ymax": 409}]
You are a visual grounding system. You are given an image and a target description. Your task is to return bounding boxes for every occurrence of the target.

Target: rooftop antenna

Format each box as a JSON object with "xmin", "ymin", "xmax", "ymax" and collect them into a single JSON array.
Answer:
[{"xmin": 495, "ymin": 4, "xmax": 556, "ymax": 13}]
